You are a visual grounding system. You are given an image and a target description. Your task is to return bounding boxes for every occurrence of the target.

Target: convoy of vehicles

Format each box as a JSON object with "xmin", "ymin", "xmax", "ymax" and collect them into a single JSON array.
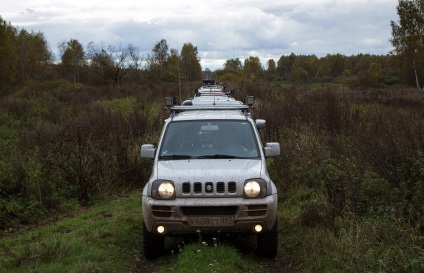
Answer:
[{"xmin": 141, "ymin": 80, "xmax": 281, "ymax": 259}]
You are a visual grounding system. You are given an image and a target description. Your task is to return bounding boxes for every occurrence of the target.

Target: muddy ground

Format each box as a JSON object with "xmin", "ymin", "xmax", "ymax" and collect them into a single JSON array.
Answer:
[{"xmin": 132, "ymin": 235, "xmax": 296, "ymax": 273}]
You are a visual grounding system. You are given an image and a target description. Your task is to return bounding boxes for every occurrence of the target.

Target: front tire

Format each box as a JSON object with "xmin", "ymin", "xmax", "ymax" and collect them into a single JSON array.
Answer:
[
  {"xmin": 143, "ymin": 222, "xmax": 165, "ymax": 259},
  {"xmin": 257, "ymin": 218, "xmax": 278, "ymax": 258}
]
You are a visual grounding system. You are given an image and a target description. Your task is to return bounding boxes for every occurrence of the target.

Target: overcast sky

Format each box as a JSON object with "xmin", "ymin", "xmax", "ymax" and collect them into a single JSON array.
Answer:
[{"xmin": 2, "ymin": 0, "xmax": 398, "ymax": 70}]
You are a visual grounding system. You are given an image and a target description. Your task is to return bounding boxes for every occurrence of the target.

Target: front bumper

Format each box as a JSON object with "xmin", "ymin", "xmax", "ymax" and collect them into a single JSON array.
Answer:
[{"xmin": 142, "ymin": 195, "xmax": 278, "ymax": 236}]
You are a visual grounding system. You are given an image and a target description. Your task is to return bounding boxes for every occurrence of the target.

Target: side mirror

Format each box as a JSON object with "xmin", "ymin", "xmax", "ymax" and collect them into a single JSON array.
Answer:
[
  {"xmin": 264, "ymin": 142, "xmax": 280, "ymax": 157},
  {"xmin": 141, "ymin": 144, "xmax": 156, "ymax": 158},
  {"xmin": 255, "ymin": 119, "xmax": 266, "ymax": 129}
]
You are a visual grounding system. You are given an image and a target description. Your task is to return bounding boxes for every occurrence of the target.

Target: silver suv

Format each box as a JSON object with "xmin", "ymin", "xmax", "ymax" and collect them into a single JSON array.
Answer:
[{"xmin": 141, "ymin": 84, "xmax": 280, "ymax": 259}]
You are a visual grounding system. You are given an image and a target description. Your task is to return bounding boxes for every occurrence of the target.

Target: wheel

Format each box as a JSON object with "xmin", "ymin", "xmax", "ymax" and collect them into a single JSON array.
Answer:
[
  {"xmin": 143, "ymin": 222, "xmax": 165, "ymax": 259},
  {"xmin": 257, "ymin": 218, "xmax": 278, "ymax": 258}
]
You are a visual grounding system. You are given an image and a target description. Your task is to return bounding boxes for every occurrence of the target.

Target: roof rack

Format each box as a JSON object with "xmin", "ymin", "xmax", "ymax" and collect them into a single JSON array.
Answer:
[
  {"xmin": 165, "ymin": 95, "xmax": 254, "ymax": 108},
  {"xmin": 170, "ymin": 105, "xmax": 250, "ymax": 111},
  {"xmin": 166, "ymin": 104, "xmax": 251, "ymax": 117}
]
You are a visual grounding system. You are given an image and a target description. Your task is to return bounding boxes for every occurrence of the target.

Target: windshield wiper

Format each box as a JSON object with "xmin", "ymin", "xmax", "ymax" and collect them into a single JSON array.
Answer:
[
  {"xmin": 159, "ymin": 155, "xmax": 195, "ymax": 159},
  {"xmin": 197, "ymin": 154, "xmax": 243, "ymax": 159}
]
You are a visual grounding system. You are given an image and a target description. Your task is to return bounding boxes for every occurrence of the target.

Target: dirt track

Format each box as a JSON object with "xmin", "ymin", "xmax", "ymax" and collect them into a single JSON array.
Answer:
[{"xmin": 132, "ymin": 236, "xmax": 296, "ymax": 273}]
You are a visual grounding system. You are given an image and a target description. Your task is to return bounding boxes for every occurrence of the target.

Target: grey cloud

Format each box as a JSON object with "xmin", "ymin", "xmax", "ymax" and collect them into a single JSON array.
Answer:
[
  {"xmin": 22, "ymin": 8, "xmax": 35, "ymax": 14},
  {"xmin": 4, "ymin": 0, "xmax": 397, "ymax": 70}
]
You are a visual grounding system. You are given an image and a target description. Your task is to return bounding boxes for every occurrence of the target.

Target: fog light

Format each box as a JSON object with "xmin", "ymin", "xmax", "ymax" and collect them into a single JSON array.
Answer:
[
  {"xmin": 157, "ymin": 225, "xmax": 165, "ymax": 234},
  {"xmin": 254, "ymin": 224, "xmax": 263, "ymax": 233}
]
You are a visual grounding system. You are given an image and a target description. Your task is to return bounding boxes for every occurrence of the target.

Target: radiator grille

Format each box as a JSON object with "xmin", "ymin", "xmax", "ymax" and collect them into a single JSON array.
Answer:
[
  {"xmin": 182, "ymin": 181, "xmax": 237, "ymax": 195},
  {"xmin": 217, "ymin": 182, "xmax": 225, "ymax": 193},
  {"xmin": 194, "ymin": 182, "xmax": 202, "ymax": 193},
  {"xmin": 228, "ymin": 182, "xmax": 236, "ymax": 193}
]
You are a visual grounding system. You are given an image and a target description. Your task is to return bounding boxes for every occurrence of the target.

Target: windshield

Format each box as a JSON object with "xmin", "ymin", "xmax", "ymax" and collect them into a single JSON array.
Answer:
[{"xmin": 159, "ymin": 120, "xmax": 260, "ymax": 159}]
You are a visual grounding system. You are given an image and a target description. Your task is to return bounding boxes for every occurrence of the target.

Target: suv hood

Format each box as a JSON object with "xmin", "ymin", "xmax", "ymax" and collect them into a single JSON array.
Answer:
[{"xmin": 155, "ymin": 159, "xmax": 262, "ymax": 182}]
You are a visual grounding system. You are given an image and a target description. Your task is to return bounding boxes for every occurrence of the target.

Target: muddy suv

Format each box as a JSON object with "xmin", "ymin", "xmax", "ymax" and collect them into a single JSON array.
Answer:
[{"xmin": 141, "ymin": 91, "xmax": 280, "ymax": 259}]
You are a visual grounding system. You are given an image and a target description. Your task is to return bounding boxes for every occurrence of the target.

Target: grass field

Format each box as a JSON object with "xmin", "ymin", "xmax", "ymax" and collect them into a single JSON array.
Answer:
[
  {"xmin": 0, "ymin": 192, "xmax": 143, "ymax": 273},
  {"xmin": 0, "ymin": 191, "xmax": 268, "ymax": 273},
  {"xmin": 1, "ymin": 81, "xmax": 424, "ymax": 272},
  {"xmin": 2, "ymin": 189, "xmax": 422, "ymax": 272}
]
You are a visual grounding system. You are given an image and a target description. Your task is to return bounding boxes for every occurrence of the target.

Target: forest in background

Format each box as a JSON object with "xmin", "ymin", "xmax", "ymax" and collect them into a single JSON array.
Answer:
[
  {"xmin": 0, "ymin": 1, "xmax": 423, "ymax": 94},
  {"xmin": 0, "ymin": 15, "xmax": 417, "ymax": 94}
]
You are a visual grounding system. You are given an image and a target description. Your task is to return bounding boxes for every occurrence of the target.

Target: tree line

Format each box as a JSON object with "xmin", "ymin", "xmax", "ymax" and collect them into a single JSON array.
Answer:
[
  {"xmin": 217, "ymin": 53, "xmax": 395, "ymax": 89},
  {"xmin": 219, "ymin": 0, "xmax": 423, "ymax": 89},
  {"xmin": 0, "ymin": 18, "xmax": 202, "ymax": 95},
  {"xmin": 0, "ymin": 0, "xmax": 423, "ymax": 94}
]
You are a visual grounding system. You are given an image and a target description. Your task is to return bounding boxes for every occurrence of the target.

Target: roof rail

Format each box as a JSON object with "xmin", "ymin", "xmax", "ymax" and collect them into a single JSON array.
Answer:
[
  {"xmin": 166, "ymin": 104, "xmax": 250, "ymax": 117},
  {"xmin": 165, "ymin": 94, "xmax": 254, "ymax": 109},
  {"xmin": 170, "ymin": 105, "xmax": 250, "ymax": 112}
]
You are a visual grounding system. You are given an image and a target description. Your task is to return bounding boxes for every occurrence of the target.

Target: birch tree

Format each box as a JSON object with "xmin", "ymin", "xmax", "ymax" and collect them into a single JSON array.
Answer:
[
  {"xmin": 180, "ymin": 43, "xmax": 201, "ymax": 81},
  {"xmin": 391, "ymin": 0, "xmax": 424, "ymax": 91}
]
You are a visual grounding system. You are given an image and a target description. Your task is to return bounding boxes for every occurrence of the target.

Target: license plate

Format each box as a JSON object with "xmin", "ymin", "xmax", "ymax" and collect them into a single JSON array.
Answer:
[{"xmin": 187, "ymin": 216, "xmax": 235, "ymax": 227}]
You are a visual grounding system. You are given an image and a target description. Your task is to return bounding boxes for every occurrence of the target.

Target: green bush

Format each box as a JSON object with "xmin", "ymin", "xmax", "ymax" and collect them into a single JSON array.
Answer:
[
  {"xmin": 0, "ymin": 82, "xmax": 173, "ymax": 227},
  {"xmin": 95, "ymin": 97, "xmax": 138, "ymax": 118},
  {"xmin": 358, "ymin": 170, "xmax": 401, "ymax": 219}
]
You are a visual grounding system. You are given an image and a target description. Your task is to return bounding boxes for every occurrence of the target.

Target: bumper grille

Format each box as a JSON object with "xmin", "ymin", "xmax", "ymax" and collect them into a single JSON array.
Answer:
[
  {"xmin": 152, "ymin": 206, "xmax": 173, "ymax": 217},
  {"xmin": 246, "ymin": 205, "xmax": 268, "ymax": 216}
]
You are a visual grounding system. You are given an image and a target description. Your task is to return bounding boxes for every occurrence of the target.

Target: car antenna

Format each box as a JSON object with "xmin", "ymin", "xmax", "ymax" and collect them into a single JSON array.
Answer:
[
  {"xmin": 213, "ymin": 78, "xmax": 216, "ymax": 105},
  {"xmin": 177, "ymin": 42, "xmax": 182, "ymax": 104}
]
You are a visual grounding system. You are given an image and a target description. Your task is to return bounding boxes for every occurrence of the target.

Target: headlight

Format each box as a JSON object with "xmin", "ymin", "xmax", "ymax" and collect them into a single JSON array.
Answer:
[
  {"xmin": 158, "ymin": 182, "xmax": 174, "ymax": 198},
  {"xmin": 152, "ymin": 180, "xmax": 175, "ymax": 200},
  {"xmin": 243, "ymin": 179, "xmax": 267, "ymax": 199},
  {"xmin": 244, "ymin": 181, "xmax": 260, "ymax": 197}
]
